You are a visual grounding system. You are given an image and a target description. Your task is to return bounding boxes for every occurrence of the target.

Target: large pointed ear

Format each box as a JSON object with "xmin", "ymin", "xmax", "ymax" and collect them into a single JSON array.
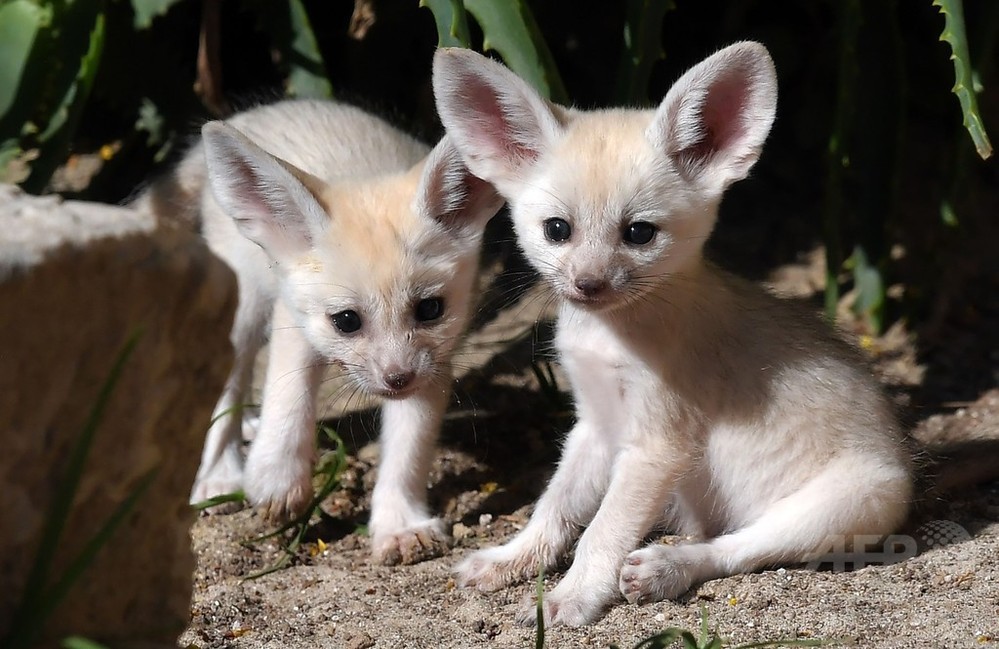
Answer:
[
  {"xmin": 648, "ymin": 41, "xmax": 777, "ymax": 192},
  {"xmin": 413, "ymin": 136, "xmax": 505, "ymax": 235},
  {"xmin": 201, "ymin": 121, "xmax": 330, "ymax": 263},
  {"xmin": 432, "ymin": 47, "xmax": 562, "ymax": 192}
]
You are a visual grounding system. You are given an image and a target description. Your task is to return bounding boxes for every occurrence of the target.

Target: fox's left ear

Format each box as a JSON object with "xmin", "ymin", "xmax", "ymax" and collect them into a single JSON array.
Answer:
[
  {"xmin": 414, "ymin": 135, "xmax": 505, "ymax": 235},
  {"xmin": 648, "ymin": 41, "xmax": 777, "ymax": 193}
]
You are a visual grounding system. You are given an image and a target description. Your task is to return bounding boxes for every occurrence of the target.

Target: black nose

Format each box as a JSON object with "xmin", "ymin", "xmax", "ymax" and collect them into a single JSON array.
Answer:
[
  {"xmin": 574, "ymin": 276, "xmax": 608, "ymax": 297},
  {"xmin": 384, "ymin": 371, "xmax": 415, "ymax": 391}
]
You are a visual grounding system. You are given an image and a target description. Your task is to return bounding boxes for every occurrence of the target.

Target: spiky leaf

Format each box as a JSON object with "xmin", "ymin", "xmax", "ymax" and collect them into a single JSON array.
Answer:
[
  {"xmin": 463, "ymin": 0, "xmax": 568, "ymax": 103},
  {"xmin": 933, "ymin": 0, "xmax": 993, "ymax": 159},
  {"xmin": 420, "ymin": 0, "xmax": 471, "ymax": 47}
]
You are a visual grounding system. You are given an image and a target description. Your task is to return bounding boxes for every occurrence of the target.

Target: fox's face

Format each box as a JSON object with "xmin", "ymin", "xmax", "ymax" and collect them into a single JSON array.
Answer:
[
  {"xmin": 506, "ymin": 112, "xmax": 719, "ymax": 310},
  {"xmin": 202, "ymin": 128, "xmax": 502, "ymax": 397},
  {"xmin": 283, "ymin": 174, "xmax": 485, "ymax": 397},
  {"xmin": 432, "ymin": 43, "xmax": 777, "ymax": 312}
]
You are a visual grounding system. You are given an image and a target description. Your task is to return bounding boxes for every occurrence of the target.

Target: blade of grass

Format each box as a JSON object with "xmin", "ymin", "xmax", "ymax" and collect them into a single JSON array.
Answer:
[
  {"xmin": 35, "ymin": 468, "xmax": 159, "ymax": 633},
  {"xmin": 207, "ymin": 402, "xmax": 258, "ymax": 427},
  {"xmin": 242, "ymin": 425, "xmax": 347, "ymax": 579},
  {"xmin": 631, "ymin": 628, "xmax": 697, "ymax": 648},
  {"xmin": 191, "ymin": 490, "xmax": 246, "ymax": 511},
  {"xmin": 535, "ymin": 566, "xmax": 545, "ymax": 649},
  {"xmin": 3, "ymin": 330, "xmax": 142, "ymax": 649},
  {"xmin": 62, "ymin": 636, "xmax": 111, "ymax": 649}
]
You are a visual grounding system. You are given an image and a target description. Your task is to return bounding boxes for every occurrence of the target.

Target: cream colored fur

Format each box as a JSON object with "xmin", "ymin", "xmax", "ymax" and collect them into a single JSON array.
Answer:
[
  {"xmin": 140, "ymin": 99, "xmax": 502, "ymax": 564},
  {"xmin": 433, "ymin": 43, "xmax": 913, "ymax": 625}
]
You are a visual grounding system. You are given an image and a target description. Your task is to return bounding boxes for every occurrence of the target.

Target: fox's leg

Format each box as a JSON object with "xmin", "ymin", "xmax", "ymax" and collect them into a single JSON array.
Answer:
[
  {"xmin": 523, "ymin": 439, "xmax": 679, "ymax": 627},
  {"xmin": 619, "ymin": 454, "xmax": 911, "ymax": 604},
  {"xmin": 191, "ymin": 284, "xmax": 268, "ymax": 510},
  {"xmin": 455, "ymin": 416, "xmax": 617, "ymax": 590},
  {"xmin": 243, "ymin": 299, "xmax": 321, "ymax": 520},
  {"xmin": 369, "ymin": 371, "xmax": 452, "ymax": 565}
]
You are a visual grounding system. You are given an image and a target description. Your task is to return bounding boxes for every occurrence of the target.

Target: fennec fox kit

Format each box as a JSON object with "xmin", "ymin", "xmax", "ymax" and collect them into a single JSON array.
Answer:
[
  {"xmin": 143, "ymin": 100, "xmax": 501, "ymax": 564},
  {"xmin": 433, "ymin": 44, "xmax": 913, "ymax": 624}
]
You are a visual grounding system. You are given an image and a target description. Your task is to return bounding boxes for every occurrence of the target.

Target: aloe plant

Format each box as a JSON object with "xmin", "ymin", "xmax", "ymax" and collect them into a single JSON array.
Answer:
[
  {"xmin": 257, "ymin": 0, "xmax": 333, "ymax": 99},
  {"xmin": 0, "ymin": 1, "xmax": 106, "ymax": 193},
  {"xmin": 421, "ymin": 0, "xmax": 567, "ymax": 102},
  {"xmin": 934, "ymin": 0, "xmax": 994, "ymax": 159},
  {"xmin": 421, "ymin": 0, "xmax": 472, "ymax": 48}
]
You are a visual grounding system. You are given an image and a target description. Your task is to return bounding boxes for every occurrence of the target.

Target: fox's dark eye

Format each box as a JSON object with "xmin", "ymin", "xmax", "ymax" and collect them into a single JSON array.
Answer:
[
  {"xmin": 330, "ymin": 309, "xmax": 362, "ymax": 333},
  {"xmin": 415, "ymin": 297, "xmax": 444, "ymax": 322},
  {"xmin": 624, "ymin": 221, "xmax": 657, "ymax": 245},
  {"xmin": 544, "ymin": 217, "xmax": 571, "ymax": 242}
]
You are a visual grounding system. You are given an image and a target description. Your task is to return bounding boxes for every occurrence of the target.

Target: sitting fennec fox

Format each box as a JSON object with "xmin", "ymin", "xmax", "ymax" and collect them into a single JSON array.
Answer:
[
  {"xmin": 433, "ymin": 43, "xmax": 913, "ymax": 624},
  {"xmin": 139, "ymin": 99, "xmax": 502, "ymax": 564}
]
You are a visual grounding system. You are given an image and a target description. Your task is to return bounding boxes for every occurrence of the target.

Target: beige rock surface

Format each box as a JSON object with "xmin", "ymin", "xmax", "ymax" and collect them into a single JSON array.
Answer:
[{"xmin": 0, "ymin": 185, "xmax": 237, "ymax": 646}]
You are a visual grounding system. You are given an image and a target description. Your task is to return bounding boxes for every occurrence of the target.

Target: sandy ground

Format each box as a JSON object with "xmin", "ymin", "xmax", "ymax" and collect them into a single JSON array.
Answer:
[{"xmin": 180, "ymin": 250, "xmax": 999, "ymax": 649}]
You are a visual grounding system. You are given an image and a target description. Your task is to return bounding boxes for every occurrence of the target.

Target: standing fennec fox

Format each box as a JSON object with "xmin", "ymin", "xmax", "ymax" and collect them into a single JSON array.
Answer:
[
  {"xmin": 433, "ymin": 43, "xmax": 913, "ymax": 624},
  {"xmin": 140, "ymin": 99, "xmax": 502, "ymax": 564}
]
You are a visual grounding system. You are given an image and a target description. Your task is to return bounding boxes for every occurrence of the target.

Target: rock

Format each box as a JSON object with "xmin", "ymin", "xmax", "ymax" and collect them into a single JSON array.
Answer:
[{"xmin": 0, "ymin": 185, "xmax": 237, "ymax": 646}]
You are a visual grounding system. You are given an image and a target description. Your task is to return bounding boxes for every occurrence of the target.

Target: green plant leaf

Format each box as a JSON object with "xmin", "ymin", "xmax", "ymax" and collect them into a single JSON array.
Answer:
[
  {"xmin": 191, "ymin": 490, "xmax": 246, "ymax": 511},
  {"xmin": 850, "ymin": 245, "xmax": 885, "ymax": 333},
  {"xmin": 631, "ymin": 628, "xmax": 697, "ymax": 648},
  {"xmin": 22, "ymin": 7, "xmax": 106, "ymax": 194},
  {"xmin": 284, "ymin": 0, "xmax": 333, "ymax": 98},
  {"xmin": 615, "ymin": 0, "xmax": 674, "ymax": 104},
  {"xmin": 420, "ymin": 0, "xmax": 471, "ymax": 47},
  {"xmin": 257, "ymin": 0, "xmax": 333, "ymax": 99},
  {"xmin": 0, "ymin": 0, "xmax": 50, "ymax": 182},
  {"xmin": 933, "ymin": 0, "xmax": 994, "ymax": 159},
  {"xmin": 62, "ymin": 636, "xmax": 111, "ymax": 649},
  {"xmin": 0, "ymin": 0, "xmax": 50, "ymax": 122},
  {"xmin": 130, "ymin": 0, "xmax": 184, "ymax": 30},
  {"xmin": 463, "ymin": 0, "xmax": 568, "ymax": 103},
  {"xmin": 243, "ymin": 425, "xmax": 347, "ymax": 580}
]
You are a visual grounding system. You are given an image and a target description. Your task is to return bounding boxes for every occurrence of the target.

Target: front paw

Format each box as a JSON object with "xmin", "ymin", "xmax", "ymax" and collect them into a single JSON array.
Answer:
[
  {"xmin": 190, "ymin": 460, "xmax": 246, "ymax": 515},
  {"xmin": 619, "ymin": 545, "xmax": 696, "ymax": 604},
  {"xmin": 243, "ymin": 454, "xmax": 314, "ymax": 522},
  {"xmin": 372, "ymin": 518, "xmax": 450, "ymax": 565},
  {"xmin": 516, "ymin": 583, "xmax": 610, "ymax": 627},
  {"xmin": 455, "ymin": 544, "xmax": 538, "ymax": 592}
]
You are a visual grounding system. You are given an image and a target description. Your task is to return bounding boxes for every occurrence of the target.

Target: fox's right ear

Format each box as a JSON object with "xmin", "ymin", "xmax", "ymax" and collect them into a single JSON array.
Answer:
[
  {"xmin": 432, "ymin": 48, "xmax": 562, "ymax": 194},
  {"xmin": 202, "ymin": 121, "xmax": 329, "ymax": 263}
]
